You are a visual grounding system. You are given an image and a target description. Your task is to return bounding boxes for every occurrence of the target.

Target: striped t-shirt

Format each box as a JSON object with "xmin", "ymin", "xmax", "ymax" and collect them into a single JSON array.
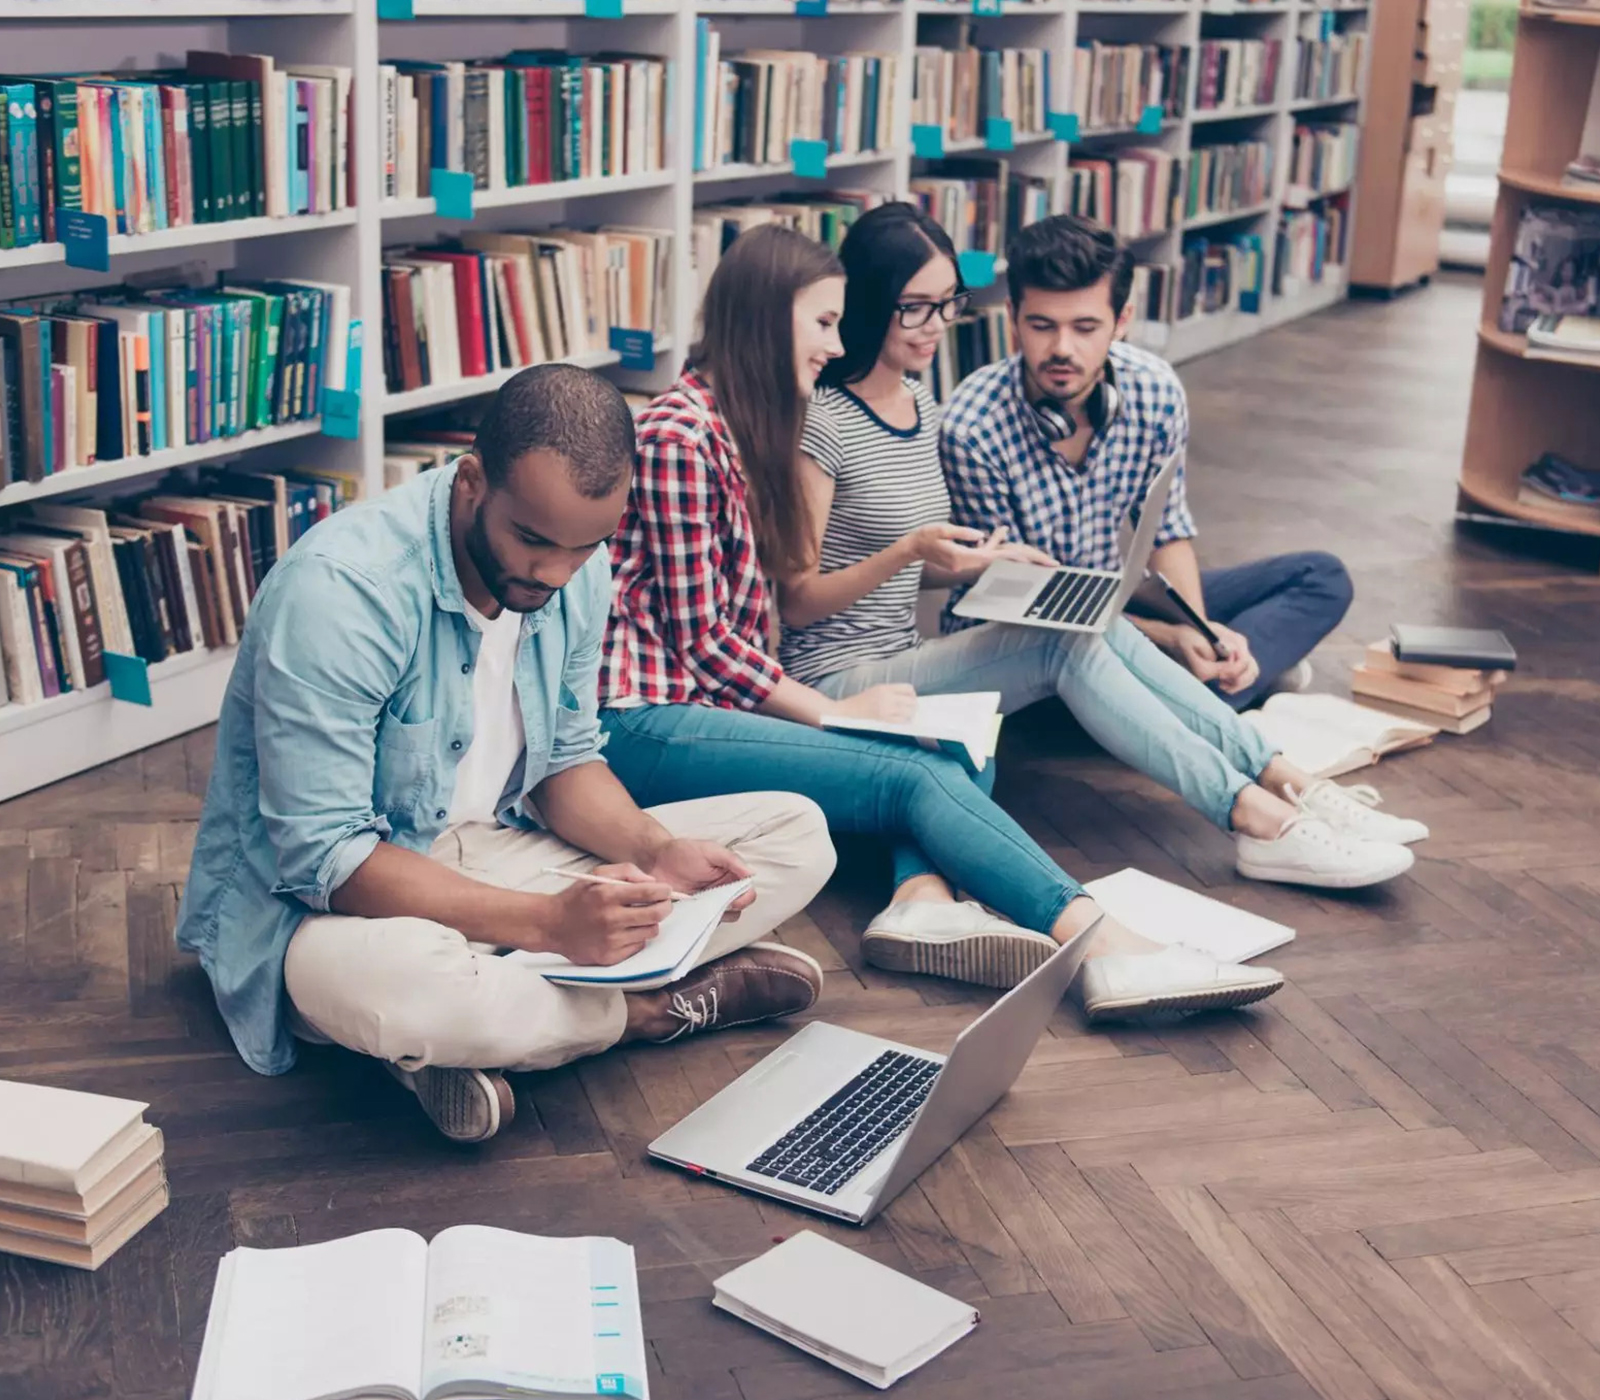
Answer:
[{"xmin": 779, "ymin": 380, "xmax": 951, "ymax": 685}]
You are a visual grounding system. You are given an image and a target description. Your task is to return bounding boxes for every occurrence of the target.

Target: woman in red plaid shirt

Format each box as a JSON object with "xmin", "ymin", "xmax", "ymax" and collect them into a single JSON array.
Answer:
[{"xmin": 599, "ymin": 224, "xmax": 1282, "ymax": 1022}]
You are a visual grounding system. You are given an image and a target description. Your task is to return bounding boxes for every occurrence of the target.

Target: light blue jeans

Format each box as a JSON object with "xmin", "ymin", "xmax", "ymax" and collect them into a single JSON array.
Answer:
[{"xmin": 811, "ymin": 617, "xmax": 1279, "ymax": 835}]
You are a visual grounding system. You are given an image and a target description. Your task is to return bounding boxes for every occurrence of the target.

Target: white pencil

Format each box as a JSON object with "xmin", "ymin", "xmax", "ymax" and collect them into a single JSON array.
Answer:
[{"xmin": 540, "ymin": 867, "xmax": 688, "ymax": 902}]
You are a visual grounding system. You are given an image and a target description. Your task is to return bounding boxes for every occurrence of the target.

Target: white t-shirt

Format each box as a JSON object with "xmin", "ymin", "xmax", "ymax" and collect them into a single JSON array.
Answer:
[{"xmin": 446, "ymin": 600, "xmax": 527, "ymax": 827}]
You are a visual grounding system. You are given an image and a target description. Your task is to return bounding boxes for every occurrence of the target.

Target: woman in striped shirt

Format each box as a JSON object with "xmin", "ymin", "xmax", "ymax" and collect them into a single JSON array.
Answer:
[{"xmin": 599, "ymin": 222, "xmax": 1283, "ymax": 1021}]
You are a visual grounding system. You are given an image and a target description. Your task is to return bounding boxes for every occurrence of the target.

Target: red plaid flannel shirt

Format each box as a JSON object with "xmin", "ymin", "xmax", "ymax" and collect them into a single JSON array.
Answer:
[{"xmin": 601, "ymin": 369, "xmax": 783, "ymax": 709}]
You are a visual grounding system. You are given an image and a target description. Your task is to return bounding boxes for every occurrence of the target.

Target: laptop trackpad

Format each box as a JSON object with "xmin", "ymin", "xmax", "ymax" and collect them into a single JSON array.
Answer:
[{"xmin": 972, "ymin": 573, "xmax": 1039, "ymax": 602}]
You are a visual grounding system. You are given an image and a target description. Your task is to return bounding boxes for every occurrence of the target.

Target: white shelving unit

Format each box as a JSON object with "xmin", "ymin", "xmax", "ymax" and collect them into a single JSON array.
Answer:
[{"xmin": 0, "ymin": 0, "xmax": 1369, "ymax": 800}]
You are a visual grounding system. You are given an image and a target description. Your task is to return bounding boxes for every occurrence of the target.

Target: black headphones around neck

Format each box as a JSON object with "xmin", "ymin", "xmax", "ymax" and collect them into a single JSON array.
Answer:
[{"xmin": 1030, "ymin": 357, "xmax": 1123, "ymax": 444}]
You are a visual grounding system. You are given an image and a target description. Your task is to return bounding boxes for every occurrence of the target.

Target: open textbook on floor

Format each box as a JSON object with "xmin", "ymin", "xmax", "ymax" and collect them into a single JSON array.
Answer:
[
  {"xmin": 192, "ymin": 1226, "xmax": 648, "ymax": 1400},
  {"xmin": 1083, "ymin": 868, "xmax": 1294, "ymax": 963},
  {"xmin": 1243, "ymin": 693, "xmax": 1437, "ymax": 778},
  {"xmin": 821, "ymin": 692, "xmax": 1002, "ymax": 774}
]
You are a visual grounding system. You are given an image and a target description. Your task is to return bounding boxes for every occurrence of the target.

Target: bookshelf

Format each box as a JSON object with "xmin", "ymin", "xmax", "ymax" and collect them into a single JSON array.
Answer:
[
  {"xmin": 0, "ymin": 0, "xmax": 1373, "ymax": 800},
  {"xmin": 1457, "ymin": 7, "xmax": 1600, "ymax": 540}
]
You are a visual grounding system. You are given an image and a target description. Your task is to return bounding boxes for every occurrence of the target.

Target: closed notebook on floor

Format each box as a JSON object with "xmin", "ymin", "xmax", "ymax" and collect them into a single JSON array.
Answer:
[
  {"xmin": 1243, "ymin": 692, "xmax": 1437, "ymax": 778},
  {"xmin": 1082, "ymin": 868, "xmax": 1294, "ymax": 963},
  {"xmin": 712, "ymin": 1231, "xmax": 977, "ymax": 1390},
  {"xmin": 820, "ymin": 692, "xmax": 1002, "ymax": 775},
  {"xmin": 192, "ymin": 1226, "xmax": 649, "ymax": 1400},
  {"xmin": 1389, "ymin": 625, "xmax": 1518, "ymax": 672},
  {"xmin": 0, "ymin": 1078, "xmax": 150, "ymax": 1194}
]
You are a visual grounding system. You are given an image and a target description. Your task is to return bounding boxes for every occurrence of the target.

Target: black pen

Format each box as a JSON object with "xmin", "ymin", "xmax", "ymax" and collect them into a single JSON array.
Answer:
[{"xmin": 1150, "ymin": 570, "xmax": 1230, "ymax": 661}]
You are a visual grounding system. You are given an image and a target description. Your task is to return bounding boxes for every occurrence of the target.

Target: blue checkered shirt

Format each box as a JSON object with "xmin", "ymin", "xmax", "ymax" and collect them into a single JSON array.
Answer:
[{"xmin": 939, "ymin": 342, "xmax": 1197, "ymax": 630}]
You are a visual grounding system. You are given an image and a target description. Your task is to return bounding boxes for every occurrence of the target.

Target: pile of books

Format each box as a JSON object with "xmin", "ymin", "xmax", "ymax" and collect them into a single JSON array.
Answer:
[
  {"xmin": 1067, "ymin": 148, "xmax": 1183, "ymax": 240},
  {"xmin": 922, "ymin": 304, "xmax": 1012, "ymax": 403},
  {"xmin": 1186, "ymin": 137, "xmax": 1274, "ymax": 220},
  {"xmin": 910, "ymin": 158, "xmax": 1010, "ymax": 255},
  {"xmin": 1194, "ymin": 38, "xmax": 1282, "ymax": 113},
  {"xmin": 1293, "ymin": 25, "xmax": 1366, "ymax": 103},
  {"xmin": 1497, "ymin": 203, "xmax": 1600, "ymax": 334},
  {"xmin": 1517, "ymin": 449, "xmax": 1600, "ymax": 522},
  {"xmin": 0, "ymin": 277, "xmax": 353, "ymax": 488},
  {"xmin": 692, "ymin": 193, "xmax": 885, "ymax": 302},
  {"xmin": 1523, "ymin": 312, "xmax": 1600, "ymax": 364},
  {"xmin": 1070, "ymin": 42, "xmax": 1188, "ymax": 131},
  {"xmin": 0, "ymin": 51, "xmax": 351, "ymax": 249},
  {"xmin": 377, "ymin": 53, "xmax": 667, "ymax": 202},
  {"xmin": 1351, "ymin": 641, "xmax": 1504, "ymax": 736},
  {"xmin": 911, "ymin": 41, "xmax": 1050, "ymax": 142},
  {"xmin": 694, "ymin": 39, "xmax": 899, "ymax": 172},
  {"xmin": 1275, "ymin": 197, "xmax": 1351, "ymax": 291},
  {"xmin": 1008, "ymin": 171, "xmax": 1064, "ymax": 236},
  {"xmin": 380, "ymin": 228, "xmax": 670, "ymax": 396},
  {"xmin": 1288, "ymin": 121, "xmax": 1359, "ymax": 199},
  {"xmin": 0, "ymin": 1079, "xmax": 167, "ymax": 1271},
  {"xmin": 385, "ymin": 427, "xmax": 472, "ymax": 490},
  {"xmin": 1178, "ymin": 233, "xmax": 1266, "ymax": 320},
  {"xmin": 1129, "ymin": 261, "xmax": 1176, "ymax": 332},
  {"xmin": 0, "ymin": 471, "xmax": 357, "ymax": 708}
]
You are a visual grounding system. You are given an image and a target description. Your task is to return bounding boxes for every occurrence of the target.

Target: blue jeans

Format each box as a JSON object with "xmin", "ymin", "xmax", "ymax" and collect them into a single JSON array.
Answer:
[
  {"xmin": 599, "ymin": 706, "xmax": 1084, "ymax": 934},
  {"xmin": 1202, "ymin": 552, "xmax": 1353, "ymax": 711},
  {"xmin": 813, "ymin": 617, "xmax": 1277, "ymax": 833}
]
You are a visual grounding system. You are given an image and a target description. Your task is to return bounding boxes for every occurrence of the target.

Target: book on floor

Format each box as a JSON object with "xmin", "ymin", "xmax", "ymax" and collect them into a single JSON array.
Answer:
[
  {"xmin": 820, "ymin": 691, "xmax": 1002, "ymax": 775},
  {"xmin": 1243, "ymin": 692, "xmax": 1437, "ymax": 779},
  {"xmin": 0, "ymin": 1078, "xmax": 151, "ymax": 1195},
  {"xmin": 1081, "ymin": 868, "xmax": 1294, "ymax": 963},
  {"xmin": 712, "ymin": 1230, "xmax": 977, "ymax": 1390},
  {"xmin": 507, "ymin": 877, "xmax": 753, "ymax": 989},
  {"xmin": 0, "ymin": 1178, "xmax": 170, "ymax": 1270},
  {"xmin": 1349, "ymin": 665, "xmax": 1494, "ymax": 719},
  {"xmin": 1352, "ymin": 695, "xmax": 1492, "ymax": 737},
  {"xmin": 1360, "ymin": 641, "xmax": 1507, "ymax": 694},
  {"xmin": 1388, "ymin": 624, "xmax": 1517, "ymax": 672},
  {"xmin": 191, "ymin": 1226, "xmax": 648, "ymax": 1400}
]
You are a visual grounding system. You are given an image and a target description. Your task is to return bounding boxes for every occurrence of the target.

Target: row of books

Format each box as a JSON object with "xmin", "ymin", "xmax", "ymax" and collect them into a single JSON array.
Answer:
[
  {"xmin": 1185, "ymin": 138, "xmax": 1274, "ymax": 220},
  {"xmin": 1518, "ymin": 449, "xmax": 1600, "ymax": 522},
  {"xmin": 0, "ymin": 51, "xmax": 350, "ymax": 248},
  {"xmin": 0, "ymin": 468, "xmax": 358, "ymax": 707},
  {"xmin": 1497, "ymin": 203, "xmax": 1600, "ymax": 334},
  {"xmin": 1275, "ymin": 198, "xmax": 1350, "ymax": 291},
  {"xmin": 920, "ymin": 305, "xmax": 1013, "ymax": 404},
  {"xmin": 1128, "ymin": 261, "xmax": 1176, "ymax": 330},
  {"xmin": 1068, "ymin": 42, "xmax": 1188, "ymax": 132},
  {"xmin": 691, "ymin": 192, "xmax": 884, "ymax": 302},
  {"xmin": 377, "ymin": 54, "xmax": 666, "ymax": 203},
  {"xmin": 381, "ymin": 228, "xmax": 669, "ymax": 396},
  {"xmin": 1288, "ymin": 121, "xmax": 1358, "ymax": 196},
  {"xmin": 908, "ymin": 157, "xmax": 1059, "ymax": 257},
  {"xmin": 1178, "ymin": 233, "xmax": 1266, "ymax": 321},
  {"xmin": 1194, "ymin": 39, "xmax": 1282, "ymax": 113},
  {"xmin": 1293, "ymin": 30, "xmax": 1366, "ymax": 104},
  {"xmin": 0, "ymin": 277, "xmax": 352, "ymax": 487},
  {"xmin": 911, "ymin": 43, "xmax": 1050, "ymax": 141},
  {"xmin": 693, "ymin": 37, "xmax": 900, "ymax": 172},
  {"xmin": 1067, "ymin": 149, "xmax": 1182, "ymax": 241}
]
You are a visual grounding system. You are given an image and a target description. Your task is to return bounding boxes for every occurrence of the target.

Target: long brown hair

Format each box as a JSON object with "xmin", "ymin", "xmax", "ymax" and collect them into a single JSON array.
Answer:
[{"xmin": 691, "ymin": 223, "xmax": 843, "ymax": 577}]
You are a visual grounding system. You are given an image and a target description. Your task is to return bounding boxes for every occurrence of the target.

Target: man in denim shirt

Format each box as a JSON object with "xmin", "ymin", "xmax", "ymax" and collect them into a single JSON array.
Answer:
[{"xmin": 177, "ymin": 365, "xmax": 836, "ymax": 1143}]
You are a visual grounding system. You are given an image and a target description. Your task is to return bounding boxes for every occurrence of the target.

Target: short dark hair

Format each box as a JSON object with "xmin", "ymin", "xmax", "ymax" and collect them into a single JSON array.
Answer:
[
  {"xmin": 823, "ymin": 202, "xmax": 963, "ymax": 387},
  {"xmin": 472, "ymin": 362, "xmax": 636, "ymax": 497},
  {"xmin": 1005, "ymin": 215, "xmax": 1133, "ymax": 316}
]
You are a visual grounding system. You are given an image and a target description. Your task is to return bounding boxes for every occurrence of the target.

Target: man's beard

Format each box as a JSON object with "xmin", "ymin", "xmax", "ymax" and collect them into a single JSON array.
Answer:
[{"xmin": 463, "ymin": 504, "xmax": 554, "ymax": 614}]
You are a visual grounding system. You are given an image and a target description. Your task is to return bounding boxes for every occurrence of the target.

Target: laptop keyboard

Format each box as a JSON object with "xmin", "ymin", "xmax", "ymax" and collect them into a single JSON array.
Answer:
[
  {"xmin": 1025, "ymin": 570, "xmax": 1119, "ymax": 626},
  {"xmin": 746, "ymin": 1050, "xmax": 940, "ymax": 1197}
]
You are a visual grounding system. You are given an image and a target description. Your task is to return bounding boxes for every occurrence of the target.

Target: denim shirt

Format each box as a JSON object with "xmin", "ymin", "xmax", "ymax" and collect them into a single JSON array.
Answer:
[{"xmin": 175, "ymin": 463, "xmax": 611, "ymax": 1075}]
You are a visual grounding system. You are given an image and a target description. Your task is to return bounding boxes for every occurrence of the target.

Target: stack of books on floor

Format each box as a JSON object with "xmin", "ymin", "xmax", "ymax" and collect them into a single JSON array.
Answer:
[
  {"xmin": 923, "ymin": 304, "xmax": 1012, "ymax": 403},
  {"xmin": 1193, "ymin": 38, "xmax": 1282, "ymax": 113},
  {"xmin": 1287, "ymin": 121, "xmax": 1358, "ymax": 199},
  {"xmin": 380, "ymin": 227, "xmax": 670, "ymax": 395},
  {"xmin": 1066, "ymin": 148, "xmax": 1183, "ymax": 240},
  {"xmin": 1178, "ymin": 233, "xmax": 1266, "ymax": 320},
  {"xmin": 911, "ymin": 40, "xmax": 1049, "ymax": 142},
  {"xmin": 0, "ymin": 276, "xmax": 353, "ymax": 487},
  {"xmin": 1070, "ymin": 41, "xmax": 1188, "ymax": 130},
  {"xmin": 1275, "ymin": 197, "xmax": 1350, "ymax": 291},
  {"xmin": 378, "ymin": 52, "xmax": 668, "ymax": 200},
  {"xmin": 1517, "ymin": 450, "xmax": 1600, "ymax": 523},
  {"xmin": 1351, "ymin": 641, "xmax": 1505, "ymax": 735},
  {"xmin": 0, "ymin": 1079, "xmax": 167, "ymax": 1271},
  {"xmin": 0, "ymin": 51, "xmax": 352, "ymax": 249},
  {"xmin": 1293, "ymin": 23, "xmax": 1366, "ymax": 103},
  {"xmin": 1186, "ymin": 137, "xmax": 1274, "ymax": 220},
  {"xmin": 0, "ymin": 469, "xmax": 357, "ymax": 708}
]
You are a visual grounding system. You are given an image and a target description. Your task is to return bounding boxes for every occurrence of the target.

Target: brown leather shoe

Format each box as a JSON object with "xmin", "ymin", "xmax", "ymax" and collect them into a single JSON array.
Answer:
[
  {"xmin": 647, "ymin": 942, "xmax": 824, "ymax": 1043},
  {"xmin": 388, "ymin": 1063, "xmax": 515, "ymax": 1144}
]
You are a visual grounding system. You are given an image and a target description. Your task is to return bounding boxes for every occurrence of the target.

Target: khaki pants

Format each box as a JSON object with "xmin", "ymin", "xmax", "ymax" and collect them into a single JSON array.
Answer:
[{"xmin": 283, "ymin": 792, "xmax": 835, "ymax": 1073}]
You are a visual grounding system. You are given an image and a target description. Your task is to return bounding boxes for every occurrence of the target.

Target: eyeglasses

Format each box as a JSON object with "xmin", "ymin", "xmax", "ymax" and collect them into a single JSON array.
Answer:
[{"xmin": 893, "ymin": 293, "xmax": 972, "ymax": 329}]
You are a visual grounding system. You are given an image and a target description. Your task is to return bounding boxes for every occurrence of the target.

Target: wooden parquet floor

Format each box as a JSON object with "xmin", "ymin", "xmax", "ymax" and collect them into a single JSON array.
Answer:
[{"xmin": 5, "ymin": 274, "xmax": 1600, "ymax": 1400}]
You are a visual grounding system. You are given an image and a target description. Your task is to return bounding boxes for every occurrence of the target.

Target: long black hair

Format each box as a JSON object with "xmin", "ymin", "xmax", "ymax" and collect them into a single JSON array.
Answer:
[{"xmin": 821, "ymin": 202, "xmax": 963, "ymax": 388}]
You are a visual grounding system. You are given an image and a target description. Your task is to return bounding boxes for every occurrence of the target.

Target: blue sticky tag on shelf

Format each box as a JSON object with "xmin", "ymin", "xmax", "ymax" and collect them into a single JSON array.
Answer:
[
  {"xmin": 60, "ymin": 211, "xmax": 109, "ymax": 272},
  {"xmin": 957, "ymin": 250, "xmax": 997, "ymax": 289},
  {"xmin": 104, "ymin": 653, "xmax": 152, "ymax": 707},
  {"xmin": 322, "ymin": 388, "xmax": 361, "ymax": 440},
  {"xmin": 911, "ymin": 123, "xmax": 945, "ymax": 160},
  {"xmin": 795, "ymin": 0, "xmax": 828, "ymax": 13},
  {"xmin": 1137, "ymin": 103, "xmax": 1163, "ymax": 135},
  {"xmin": 377, "ymin": 0, "xmax": 414, "ymax": 17},
  {"xmin": 790, "ymin": 138, "xmax": 829, "ymax": 179},
  {"xmin": 609, "ymin": 326, "xmax": 655, "ymax": 370},
  {"xmin": 431, "ymin": 168, "xmax": 475, "ymax": 220},
  {"xmin": 1320, "ymin": 8, "xmax": 1335, "ymax": 37},
  {"xmin": 1047, "ymin": 111, "xmax": 1079, "ymax": 142},
  {"xmin": 985, "ymin": 116, "xmax": 1014, "ymax": 152},
  {"xmin": 585, "ymin": 0, "xmax": 624, "ymax": 16},
  {"xmin": 972, "ymin": 0, "xmax": 1003, "ymax": 13}
]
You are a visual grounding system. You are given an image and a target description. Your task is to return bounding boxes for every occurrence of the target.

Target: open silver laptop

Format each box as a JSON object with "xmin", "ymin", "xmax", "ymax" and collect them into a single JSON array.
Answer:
[
  {"xmin": 953, "ymin": 453, "xmax": 1180, "ymax": 632},
  {"xmin": 648, "ymin": 921, "xmax": 1096, "ymax": 1226}
]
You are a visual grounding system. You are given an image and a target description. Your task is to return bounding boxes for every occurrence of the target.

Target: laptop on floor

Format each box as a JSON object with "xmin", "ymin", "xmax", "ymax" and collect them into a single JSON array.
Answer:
[
  {"xmin": 647, "ymin": 921, "xmax": 1096, "ymax": 1226},
  {"xmin": 952, "ymin": 453, "xmax": 1180, "ymax": 633}
]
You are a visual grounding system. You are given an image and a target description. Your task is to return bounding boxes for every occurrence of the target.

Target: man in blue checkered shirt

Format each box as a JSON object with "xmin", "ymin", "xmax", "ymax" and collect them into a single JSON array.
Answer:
[{"xmin": 941, "ymin": 215, "xmax": 1353, "ymax": 711}]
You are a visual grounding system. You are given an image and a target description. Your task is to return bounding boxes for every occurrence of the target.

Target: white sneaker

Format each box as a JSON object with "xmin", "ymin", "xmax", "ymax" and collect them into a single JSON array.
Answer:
[
  {"xmin": 1297, "ymin": 779, "xmax": 1430, "ymax": 845},
  {"xmin": 1236, "ymin": 815, "xmax": 1414, "ymax": 889},
  {"xmin": 1266, "ymin": 659, "xmax": 1315, "ymax": 696},
  {"xmin": 863, "ymin": 900, "xmax": 1058, "ymax": 988},
  {"xmin": 1078, "ymin": 946, "xmax": 1284, "ymax": 1023}
]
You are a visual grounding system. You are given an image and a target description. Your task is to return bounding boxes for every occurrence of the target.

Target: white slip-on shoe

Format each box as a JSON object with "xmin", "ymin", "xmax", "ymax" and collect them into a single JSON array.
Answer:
[
  {"xmin": 1236, "ymin": 815, "xmax": 1414, "ymax": 889},
  {"xmin": 388, "ymin": 1063, "xmax": 514, "ymax": 1144},
  {"xmin": 862, "ymin": 899, "xmax": 1058, "ymax": 988},
  {"xmin": 1265, "ymin": 659, "xmax": 1315, "ymax": 697},
  {"xmin": 1078, "ymin": 947, "xmax": 1284, "ymax": 1023},
  {"xmin": 1295, "ymin": 780, "xmax": 1430, "ymax": 845}
]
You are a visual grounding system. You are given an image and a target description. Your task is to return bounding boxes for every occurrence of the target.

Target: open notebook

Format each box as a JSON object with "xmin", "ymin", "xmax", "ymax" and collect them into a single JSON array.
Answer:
[
  {"xmin": 1083, "ymin": 868, "xmax": 1294, "ymax": 963},
  {"xmin": 1243, "ymin": 692, "xmax": 1437, "ymax": 779},
  {"xmin": 192, "ymin": 1226, "xmax": 648, "ymax": 1400},
  {"xmin": 821, "ymin": 692, "xmax": 1002, "ymax": 774}
]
